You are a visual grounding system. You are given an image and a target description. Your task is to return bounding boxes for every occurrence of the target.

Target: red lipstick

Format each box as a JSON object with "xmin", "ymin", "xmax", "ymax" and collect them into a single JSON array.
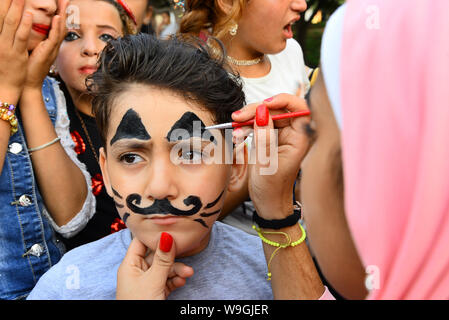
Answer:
[
  {"xmin": 32, "ymin": 24, "xmax": 50, "ymax": 36},
  {"xmin": 79, "ymin": 66, "xmax": 98, "ymax": 75}
]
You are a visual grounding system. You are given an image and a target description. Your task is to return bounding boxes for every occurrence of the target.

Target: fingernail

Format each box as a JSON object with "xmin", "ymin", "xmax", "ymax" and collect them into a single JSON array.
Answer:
[
  {"xmin": 232, "ymin": 110, "xmax": 242, "ymax": 117},
  {"xmin": 159, "ymin": 232, "xmax": 173, "ymax": 252},
  {"xmin": 256, "ymin": 104, "xmax": 269, "ymax": 127},
  {"xmin": 264, "ymin": 97, "xmax": 274, "ymax": 102}
]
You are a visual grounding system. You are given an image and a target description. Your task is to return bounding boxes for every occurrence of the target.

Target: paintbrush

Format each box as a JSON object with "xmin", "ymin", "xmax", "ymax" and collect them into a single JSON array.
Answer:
[{"xmin": 204, "ymin": 110, "xmax": 311, "ymax": 130}]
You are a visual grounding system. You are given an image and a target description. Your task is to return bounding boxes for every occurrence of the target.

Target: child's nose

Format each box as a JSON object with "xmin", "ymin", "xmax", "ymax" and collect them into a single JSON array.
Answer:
[
  {"xmin": 81, "ymin": 39, "xmax": 101, "ymax": 57},
  {"xmin": 291, "ymin": 0, "xmax": 307, "ymax": 13},
  {"xmin": 37, "ymin": 0, "xmax": 58, "ymax": 16},
  {"xmin": 143, "ymin": 157, "xmax": 178, "ymax": 202}
]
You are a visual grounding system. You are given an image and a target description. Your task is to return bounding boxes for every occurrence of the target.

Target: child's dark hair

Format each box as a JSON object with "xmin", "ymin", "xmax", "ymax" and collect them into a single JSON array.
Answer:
[{"xmin": 87, "ymin": 34, "xmax": 246, "ymax": 145}]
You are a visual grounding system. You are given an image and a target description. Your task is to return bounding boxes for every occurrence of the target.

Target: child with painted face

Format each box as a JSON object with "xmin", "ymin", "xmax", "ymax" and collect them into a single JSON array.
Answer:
[
  {"xmin": 27, "ymin": 34, "xmax": 274, "ymax": 300},
  {"xmin": 0, "ymin": 0, "xmax": 97, "ymax": 299},
  {"xmin": 53, "ymin": 0, "xmax": 137, "ymax": 250}
]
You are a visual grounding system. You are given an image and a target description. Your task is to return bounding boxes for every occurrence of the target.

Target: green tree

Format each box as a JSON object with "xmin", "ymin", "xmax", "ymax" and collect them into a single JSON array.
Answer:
[{"xmin": 294, "ymin": 0, "xmax": 345, "ymax": 67}]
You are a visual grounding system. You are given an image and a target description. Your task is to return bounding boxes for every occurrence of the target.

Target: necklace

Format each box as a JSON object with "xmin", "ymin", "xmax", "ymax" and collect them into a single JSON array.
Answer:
[
  {"xmin": 74, "ymin": 107, "xmax": 99, "ymax": 163},
  {"xmin": 207, "ymin": 43, "xmax": 265, "ymax": 66},
  {"xmin": 226, "ymin": 54, "xmax": 265, "ymax": 66}
]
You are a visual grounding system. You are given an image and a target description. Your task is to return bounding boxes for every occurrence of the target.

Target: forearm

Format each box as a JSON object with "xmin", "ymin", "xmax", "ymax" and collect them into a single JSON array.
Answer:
[
  {"xmin": 20, "ymin": 88, "xmax": 87, "ymax": 226},
  {"xmin": 0, "ymin": 90, "xmax": 21, "ymax": 173},
  {"xmin": 0, "ymin": 121, "xmax": 10, "ymax": 173},
  {"xmin": 260, "ymin": 223, "xmax": 325, "ymax": 300}
]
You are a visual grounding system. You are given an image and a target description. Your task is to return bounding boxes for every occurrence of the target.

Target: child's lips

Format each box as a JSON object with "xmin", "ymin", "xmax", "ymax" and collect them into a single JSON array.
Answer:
[
  {"xmin": 148, "ymin": 215, "xmax": 182, "ymax": 226},
  {"xmin": 282, "ymin": 16, "xmax": 300, "ymax": 39},
  {"xmin": 79, "ymin": 66, "xmax": 98, "ymax": 75},
  {"xmin": 283, "ymin": 23, "xmax": 294, "ymax": 39},
  {"xmin": 32, "ymin": 24, "xmax": 50, "ymax": 36}
]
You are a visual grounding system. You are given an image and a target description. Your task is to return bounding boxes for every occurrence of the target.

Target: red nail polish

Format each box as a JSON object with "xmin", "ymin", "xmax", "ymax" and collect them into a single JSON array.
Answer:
[
  {"xmin": 232, "ymin": 110, "xmax": 242, "ymax": 117},
  {"xmin": 256, "ymin": 104, "xmax": 269, "ymax": 127},
  {"xmin": 264, "ymin": 97, "xmax": 274, "ymax": 102},
  {"xmin": 159, "ymin": 232, "xmax": 173, "ymax": 252}
]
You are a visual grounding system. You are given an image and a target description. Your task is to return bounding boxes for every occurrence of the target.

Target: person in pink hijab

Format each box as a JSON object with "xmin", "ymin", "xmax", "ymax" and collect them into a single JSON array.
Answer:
[{"xmin": 301, "ymin": 0, "xmax": 449, "ymax": 299}]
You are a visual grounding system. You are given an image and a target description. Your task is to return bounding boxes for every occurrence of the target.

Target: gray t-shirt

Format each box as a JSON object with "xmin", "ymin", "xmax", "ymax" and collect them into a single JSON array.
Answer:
[{"xmin": 27, "ymin": 222, "xmax": 273, "ymax": 300}]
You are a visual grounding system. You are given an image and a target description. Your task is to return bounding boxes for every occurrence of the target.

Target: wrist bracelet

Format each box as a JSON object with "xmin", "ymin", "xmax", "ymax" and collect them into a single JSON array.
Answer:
[
  {"xmin": 0, "ymin": 102, "xmax": 18, "ymax": 136},
  {"xmin": 28, "ymin": 137, "xmax": 61, "ymax": 154},
  {"xmin": 253, "ymin": 222, "xmax": 307, "ymax": 281},
  {"xmin": 252, "ymin": 201, "xmax": 302, "ymax": 230}
]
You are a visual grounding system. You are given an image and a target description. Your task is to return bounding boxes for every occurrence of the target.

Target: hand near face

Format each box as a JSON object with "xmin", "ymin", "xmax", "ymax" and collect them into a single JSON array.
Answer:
[
  {"xmin": 116, "ymin": 232, "xmax": 194, "ymax": 300},
  {"xmin": 24, "ymin": 0, "xmax": 68, "ymax": 90},
  {"xmin": 0, "ymin": 0, "xmax": 33, "ymax": 102},
  {"xmin": 232, "ymin": 94, "xmax": 310, "ymax": 219}
]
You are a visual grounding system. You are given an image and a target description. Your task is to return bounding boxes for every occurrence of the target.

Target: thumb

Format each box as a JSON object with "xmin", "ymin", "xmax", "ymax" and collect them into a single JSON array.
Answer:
[{"xmin": 147, "ymin": 232, "xmax": 176, "ymax": 288}]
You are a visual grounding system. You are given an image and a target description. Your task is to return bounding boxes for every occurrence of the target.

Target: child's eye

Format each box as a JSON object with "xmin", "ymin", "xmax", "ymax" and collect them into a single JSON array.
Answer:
[
  {"xmin": 119, "ymin": 153, "xmax": 143, "ymax": 165},
  {"xmin": 64, "ymin": 31, "xmax": 80, "ymax": 41},
  {"xmin": 99, "ymin": 33, "xmax": 115, "ymax": 42}
]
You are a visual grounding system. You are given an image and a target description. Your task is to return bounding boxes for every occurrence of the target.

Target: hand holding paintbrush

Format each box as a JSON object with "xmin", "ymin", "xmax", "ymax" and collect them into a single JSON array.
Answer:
[{"xmin": 227, "ymin": 94, "xmax": 311, "ymax": 222}]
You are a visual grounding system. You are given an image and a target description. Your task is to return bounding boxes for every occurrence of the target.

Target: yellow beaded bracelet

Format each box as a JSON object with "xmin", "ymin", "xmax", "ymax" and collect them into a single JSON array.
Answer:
[
  {"xmin": 0, "ymin": 103, "xmax": 18, "ymax": 136},
  {"xmin": 253, "ymin": 223, "xmax": 307, "ymax": 281}
]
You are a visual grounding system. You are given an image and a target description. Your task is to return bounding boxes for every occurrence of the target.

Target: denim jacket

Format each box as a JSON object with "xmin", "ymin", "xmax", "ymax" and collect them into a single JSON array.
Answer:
[{"xmin": 0, "ymin": 77, "xmax": 95, "ymax": 300}]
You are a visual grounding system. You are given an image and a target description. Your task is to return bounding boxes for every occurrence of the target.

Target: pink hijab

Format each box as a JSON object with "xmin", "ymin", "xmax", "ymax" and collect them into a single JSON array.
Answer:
[{"xmin": 337, "ymin": 0, "xmax": 449, "ymax": 299}]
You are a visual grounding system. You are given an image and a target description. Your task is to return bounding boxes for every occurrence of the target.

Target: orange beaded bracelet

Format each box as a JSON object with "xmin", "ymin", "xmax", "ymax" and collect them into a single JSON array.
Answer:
[{"xmin": 0, "ymin": 102, "xmax": 18, "ymax": 136}]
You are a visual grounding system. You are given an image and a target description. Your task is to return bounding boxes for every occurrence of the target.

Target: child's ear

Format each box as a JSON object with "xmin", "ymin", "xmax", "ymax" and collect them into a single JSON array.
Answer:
[
  {"xmin": 227, "ymin": 143, "xmax": 248, "ymax": 193},
  {"xmin": 99, "ymin": 147, "xmax": 113, "ymax": 198}
]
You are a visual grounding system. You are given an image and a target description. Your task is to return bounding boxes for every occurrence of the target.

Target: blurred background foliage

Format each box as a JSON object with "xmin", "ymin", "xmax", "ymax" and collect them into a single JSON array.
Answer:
[
  {"xmin": 150, "ymin": 0, "xmax": 345, "ymax": 68},
  {"xmin": 295, "ymin": 0, "xmax": 345, "ymax": 67}
]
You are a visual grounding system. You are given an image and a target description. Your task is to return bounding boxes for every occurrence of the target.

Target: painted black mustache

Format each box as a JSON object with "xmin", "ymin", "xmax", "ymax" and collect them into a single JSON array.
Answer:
[{"xmin": 126, "ymin": 194, "xmax": 203, "ymax": 216}]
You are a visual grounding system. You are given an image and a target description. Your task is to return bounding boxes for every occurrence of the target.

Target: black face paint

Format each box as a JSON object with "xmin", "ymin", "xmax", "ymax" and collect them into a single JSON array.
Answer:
[
  {"xmin": 112, "ymin": 188, "xmax": 123, "ymax": 199},
  {"xmin": 194, "ymin": 218, "xmax": 208, "ymax": 228},
  {"xmin": 110, "ymin": 109, "xmax": 151, "ymax": 146},
  {"xmin": 123, "ymin": 213, "xmax": 130, "ymax": 224},
  {"xmin": 126, "ymin": 194, "xmax": 203, "ymax": 216},
  {"xmin": 205, "ymin": 190, "xmax": 224, "ymax": 209},
  {"xmin": 200, "ymin": 209, "xmax": 221, "ymax": 218},
  {"xmin": 166, "ymin": 112, "xmax": 216, "ymax": 145},
  {"xmin": 114, "ymin": 201, "xmax": 124, "ymax": 209}
]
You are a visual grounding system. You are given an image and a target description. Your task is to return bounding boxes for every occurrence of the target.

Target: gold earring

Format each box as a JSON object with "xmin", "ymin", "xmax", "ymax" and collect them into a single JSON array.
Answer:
[{"xmin": 229, "ymin": 23, "xmax": 238, "ymax": 36}]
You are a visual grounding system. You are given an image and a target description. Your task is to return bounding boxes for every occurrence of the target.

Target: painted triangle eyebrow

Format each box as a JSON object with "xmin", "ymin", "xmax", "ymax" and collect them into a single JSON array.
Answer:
[
  {"xmin": 110, "ymin": 109, "xmax": 151, "ymax": 146},
  {"xmin": 166, "ymin": 112, "xmax": 216, "ymax": 145}
]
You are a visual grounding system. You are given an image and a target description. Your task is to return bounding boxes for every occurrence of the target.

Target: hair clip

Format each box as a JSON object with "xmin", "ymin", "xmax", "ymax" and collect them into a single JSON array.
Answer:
[
  {"xmin": 173, "ymin": 0, "xmax": 186, "ymax": 12},
  {"xmin": 117, "ymin": 0, "xmax": 137, "ymax": 26}
]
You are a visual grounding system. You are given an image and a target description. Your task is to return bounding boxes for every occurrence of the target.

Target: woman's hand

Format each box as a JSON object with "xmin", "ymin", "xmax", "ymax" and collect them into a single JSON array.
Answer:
[
  {"xmin": 24, "ymin": 0, "xmax": 68, "ymax": 91},
  {"xmin": 232, "ymin": 94, "xmax": 310, "ymax": 219},
  {"xmin": 116, "ymin": 233, "xmax": 194, "ymax": 300},
  {"xmin": 0, "ymin": 0, "xmax": 33, "ymax": 103}
]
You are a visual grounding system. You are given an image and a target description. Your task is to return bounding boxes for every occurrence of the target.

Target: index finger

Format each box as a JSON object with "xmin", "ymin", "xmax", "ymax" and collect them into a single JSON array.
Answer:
[
  {"xmin": 0, "ymin": 0, "xmax": 13, "ymax": 33},
  {"xmin": 263, "ymin": 93, "xmax": 309, "ymax": 113},
  {"xmin": 123, "ymin": 237, "xmax": 149, "ymax": 263},
  {"xmin": 57, "ymin": 0, "xmax": 68, "ymax": 36},
  {"xmin": 1, "ymin": 0, "xmax": 25, "ymax": 45}
]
